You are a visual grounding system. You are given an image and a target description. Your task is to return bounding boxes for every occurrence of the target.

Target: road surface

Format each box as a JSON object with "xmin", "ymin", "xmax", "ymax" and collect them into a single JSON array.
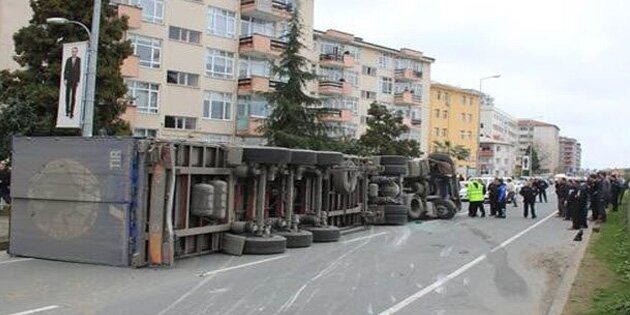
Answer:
[{"xmin": 0, "ymin": 196, "xmax": 588, "ymax": 315}]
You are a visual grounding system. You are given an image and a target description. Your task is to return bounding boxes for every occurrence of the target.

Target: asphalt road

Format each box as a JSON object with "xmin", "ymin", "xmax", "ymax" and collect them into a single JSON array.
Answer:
[{"xmin": 0, "ymin": 195, "xmax": 589, "ymax": 315}]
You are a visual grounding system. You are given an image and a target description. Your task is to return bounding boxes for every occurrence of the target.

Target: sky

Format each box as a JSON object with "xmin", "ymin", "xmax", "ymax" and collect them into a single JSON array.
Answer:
[{"xmin": 314, "ymin": 0, "xmax": 630, "ymax": 170}]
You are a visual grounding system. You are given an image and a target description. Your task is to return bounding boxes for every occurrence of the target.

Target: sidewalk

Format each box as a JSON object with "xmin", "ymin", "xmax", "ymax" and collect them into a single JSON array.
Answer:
[{"xmin": 0, "ymin": 215, "xmax": 8, "ymax": 250}]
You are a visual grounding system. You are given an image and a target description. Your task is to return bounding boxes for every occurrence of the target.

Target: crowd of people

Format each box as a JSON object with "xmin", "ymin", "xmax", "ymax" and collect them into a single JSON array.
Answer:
[{"xmin": 466, "ymin": 172, "xmax": 628, "ymax": 230}]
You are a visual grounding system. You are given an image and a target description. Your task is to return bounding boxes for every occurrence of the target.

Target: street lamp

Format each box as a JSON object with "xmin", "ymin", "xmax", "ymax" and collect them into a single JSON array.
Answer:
[
  {"xmin": 476, "ymin": 74, "xmax": 501, "ymax": 176},
  {"xmin": 47, "ymin": 0, "xmax": 102, "ymax": 137}
]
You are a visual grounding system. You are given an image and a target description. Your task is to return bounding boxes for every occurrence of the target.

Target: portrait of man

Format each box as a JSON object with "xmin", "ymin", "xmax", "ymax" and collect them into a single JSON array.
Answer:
[{"xmin": 64, "ymin": 46, "xmax": 81, "ymax": 119}]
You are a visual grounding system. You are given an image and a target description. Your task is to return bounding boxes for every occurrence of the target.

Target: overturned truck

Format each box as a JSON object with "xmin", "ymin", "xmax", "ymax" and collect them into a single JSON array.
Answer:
[{"xmin": 8, "ymin": 137, "xmax": 460, "ymax": 267}]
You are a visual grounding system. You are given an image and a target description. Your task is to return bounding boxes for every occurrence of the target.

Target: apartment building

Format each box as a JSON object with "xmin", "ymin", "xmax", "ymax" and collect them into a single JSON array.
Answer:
[
  {"xmin": 312, "ymin": 30, "xmax": 434, "ymax": 153},
  {"xmin": 0, "ymin": 0, "xmax": 31, "ymax": 70},
  {"xmin": 428, "ymin": 83, "xmax": 481, "ymax": 176},
  {"xmin": 559, "ymin": 136, "xmax": 581, "ymax": 174},
  {"xmin": 479, "ymin": 100, "xmax": 518, "ymax": 175},
  {"xmin": 517, "ymin": 119, "xmax": 560, "ymax": 174}
]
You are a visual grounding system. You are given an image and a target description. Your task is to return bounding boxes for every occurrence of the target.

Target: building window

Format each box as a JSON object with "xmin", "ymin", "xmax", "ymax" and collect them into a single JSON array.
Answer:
[
  {"xmin": 344, "ymin": 71, "xmax": 359, "ymax": 86},
  {"xmin": 463, "ymin": 96, "xmax": 467, "ymax": 105},
  {"xmin": 468, "ymin": 114, "xmax": 473, "ymax": 122},
  {"xmin": 467, "ymin": 131, "xmax": 473, "ymax": 139},
  {"xmin": 168, "ymin": 26, "xmax": 201, "ymax": 44},
  {"xmin": 167, "ymin": 71, "xmax": 199, "ymax": 87},
  {"xmin": 203, "ymin": 91, "xmax": 232, "ymax": 120},
  {"xmin": 361, "ymin": 90, "xmax": 377, "ymax": 100},
  {"xmin": 207, "ymin": 6, "xmax": 236, "ymax": 38},
  {"xmin": 320, "ymin": 41, "xmax": 341, "ymax": 55},
  {"xmin": 460, "ymin": 130, "xmax": 466, "ymax": 140},
  {"xmin": 128, "ymin": 34, "xmax": 161, "ymax": 68},
  {"xmin": 441, "ymin": 128, "xmax": 447, "ymax": 137},
  {"xmin": 434, "ymin": 127, "xmax": 440, "ymax": 137},
  {"xmin": 362, "ymin": 66, "xmax": 377, "ymax": 76},
  {"xmin": 133, "ymin": 128, "xmax": 158, "ymax": 138},
  {"xmin": 442, "ymin": 110, "xmax": 448, "ymax": 119},
  {"xmin": 380, "ymin": 77, "xmax": 393, "ymax": 94},
  {"xmin": 378, "ymin": 54, "xmax": 393, "ymax": 69},
  {"xmin": 240, "ymin": 16, "xmax": 275, "ymax": 38},
  {"xmin": 435, "ymin": 109, "xmax": 440, "ymax": 118},
  {"xmin": 345, "ymin": 45, "xmax": 361, "ymax": 59},
  {"xmin": 461, "ymin": 113, "xmax": 466, "ymax": 122},
  {"xmin": 126, "ymin": 0, "xmax": 163, "ymax": 23},
  {"xmin": 127, "ymin": 80, "xmax": 159, "ymax": 114},
  {"xmin": 203, "ymin": 133, "xmax": 231, "ymax": 143},
  {"xmin": 239, "ymin": 57, "xmax": 271, "ymax": 78},
  {"xmin": 238, "ymin": 95, "xmax": 270, "ymax": 118},
  {"xmin": 437, "ymin": 91, "xmax": 441, "ymax": 100},
  {"xmin": 320, "ymin": 67, "xmax": 343, "ymax": 81},
  {"xmin": 165, "ymin": 116, "xmax": 196, "ymax": 130},
  {"xmin": 205, "ymin": 49, "xmax": 234, "ymax": 79},
  {"xmin": 496, "ymin": 146, "xmax": 501, "ymax": 152}
]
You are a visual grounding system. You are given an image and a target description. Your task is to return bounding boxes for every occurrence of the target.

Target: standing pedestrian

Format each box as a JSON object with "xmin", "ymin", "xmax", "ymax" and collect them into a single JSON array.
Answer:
[
  {"xmin": 467, "ymin": 180, "xmax": 485, "ymax": 217},
  {"xmin": 568, "ymin": 180, "xmax": 589, "ymax": 229},
  {"xmin": 520, "ymin": 180, "xmax": 537, "ymax": 219},
  {"xmin": 597, "ymin": 171, "xmax": 609, "ymax": 223},
  {"xmin": 587, "ymin": 174, "xmax": 601, "ymax": 221},
  {"xmin": 609, "ymin": 174, "xmax": 621, "ymax": 212},
  {"xmin": 507, "ymin": 178, "xmax": 518, "ymax": 207},
  {"xmin": 536, "ymin": 179, "xmax": 549, "ymax": 203},
  {"xmin": 619, "ymin": 177, "xmax": 628, "ymax": 205},
  {"xmin": 0, "ymin": 161, "xmax": 11, "ymax": 206},
  {"xmin": 488, "ymin": 178, "xmax": 499, "ymax": 217},
  {"xmin": 496, "ymin": 178, "xmax": 508, "ymax": 218},
  {"xmin": 555, "ymin": 178, "xmax": 569, "ymax": 219}
]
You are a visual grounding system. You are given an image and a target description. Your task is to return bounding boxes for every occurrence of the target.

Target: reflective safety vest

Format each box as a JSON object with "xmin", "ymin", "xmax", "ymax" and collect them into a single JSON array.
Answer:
[{"xmin": 467, "ymin": 181, "xmax": 484, "ymax": 202}]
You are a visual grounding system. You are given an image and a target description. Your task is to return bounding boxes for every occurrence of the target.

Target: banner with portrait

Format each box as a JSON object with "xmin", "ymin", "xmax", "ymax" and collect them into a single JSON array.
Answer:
[{"xmin": 56, "ymin": 41, "xmax": 88, "ymax": 128}]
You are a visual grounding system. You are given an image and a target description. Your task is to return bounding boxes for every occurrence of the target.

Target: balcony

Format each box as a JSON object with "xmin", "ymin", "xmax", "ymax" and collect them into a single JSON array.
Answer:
[
  {"xmin": 394, "ymin": 91, "xmax": 422, "ymax": 106},
  {"xmin": 237, "ymin": 76, "xmax": 279, "ymax": 94},
  {"xmin": 121, "ymin": 55, "xmax": 139, "ymax": 77},
  {"xmin": 319, "ymin": 53, "xmax": 354, "ymax": 68},
  {"xmin": 117, "ymin": 3, "xmax": 142, "ymax": 29},
  {"xmin": 320, "ymin": 109, "xmax": 353, "ymax": 123},
  {"xmin": 411, "ymin": 117, "xmax": 422, "ymax": 126},
  {"xmin": 240, "ymin": 0, "xmax": 292, "ymax": 22},
  {"xmin": 394, "ymin": 68, "xmax": 422, "ymax": 82},
  {"xmin": 239, "ymin": 34, "xmax": 286, "ymax": 59},
  {"xmin": 318, "ymin": 80, "xmax": 352, "ymax": 96},
  {"xmin": 479, "ymin": 150, "xmax": 495, "ymax": 157}
]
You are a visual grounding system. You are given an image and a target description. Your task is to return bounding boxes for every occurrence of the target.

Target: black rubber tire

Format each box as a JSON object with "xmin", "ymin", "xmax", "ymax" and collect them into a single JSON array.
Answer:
[
  {"xmin": 384, "ymin": 204, "xmax": 410, "ymax": 215},
  {"xmin": 291, "ymin": 150, "xmax": 318, "ymax": 165},
  {"xmin": 385, "ymin": 213, "xmax": 408, "ymax": 225},
  {"xmin": 382, "ymin": 165, "xmax": 408, "ymax": 176},
  {"xmin": 408, "ymin": 196, "xmax": 424, "ymax": 220},
  {"xmin": 316, "ymin": 151, "xmax": 344, "ymax": 166},
  {"xmin": 242, "ymin": 146, "xmax": 292, "ymax": 164},
  {"xmin": 428, "ymin": 153, "xmax": 453, "ymax": 165},
  {"xmin": 305, "ymin": 226, "xmax": 341, "ymax": 242},
  {"xmin": 242, "ymin": 235, "xmax": 287, "ymax": 255},
  {"xmin": 332, "ymin": 161, "xmax": 359, "ymax": 194},
  {"xmin": 433, "ymin": 199, "xmax": 458, "ymax": 220},
  {"xmin": 379, "ymin": 155, "xmax": 407, "ymax": 165},
  {"xmin": 275, "ymin": 230, "xmax": 313, "ymax": 248}
]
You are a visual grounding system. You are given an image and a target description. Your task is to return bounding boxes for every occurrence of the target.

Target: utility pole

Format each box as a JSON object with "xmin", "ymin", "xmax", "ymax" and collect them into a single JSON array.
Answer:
[{"xmin": 82, "ymin": 0, "xmax": 102, "ymax": 137}]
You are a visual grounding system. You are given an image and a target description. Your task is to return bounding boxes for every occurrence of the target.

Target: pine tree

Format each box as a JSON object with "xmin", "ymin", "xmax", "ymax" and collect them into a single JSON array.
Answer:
[
  {"xmin": 0, "ymin": 0, "xmax": 132, "ymax": 160},
  {"xmin": 261, "ymin": 6, "xmax": 331, "ymax": 149},
  {"xmin": 432, "ymin": 140, "xmax": 470, "ymax": 161},
  {"xmin": 357, "ymin": 102, "xmax": 422, "ymax": 157}
]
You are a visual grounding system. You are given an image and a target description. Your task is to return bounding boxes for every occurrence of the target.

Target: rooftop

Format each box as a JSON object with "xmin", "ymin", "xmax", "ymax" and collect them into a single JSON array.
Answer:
[{"xmin": 517, "ymin": 119, "xmax": 560, "ymax": 131}]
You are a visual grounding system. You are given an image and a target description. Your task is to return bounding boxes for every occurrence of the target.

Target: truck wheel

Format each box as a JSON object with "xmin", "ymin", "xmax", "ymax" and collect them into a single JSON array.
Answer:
[
  {"xmin": 407, "ymin": 160, "xmax": 421, "ymax": 177},
  {"xmin": 305, "ymin": 226, "xmax": 341, "ymax": 242},
  {"xmin": 291, "ymin": 150, "xmax": 318, "ymax": 165},
  {"xmin": 433, "ymin": 199, "xmax": 458, "ymax": 220},
  {"xmin": 317, "ymin": 151, "xmax": 344, "ymax": 166},
  {"xmin": 408, "ymin": 196, "xmax": 424, "ymax": 220},
  {"xmin": 378, "ymin": 155, "xmax": 407, "ymax": 165},
  {"xmin": 385, "ymin": 213, "xmax": 408, "ymax": 225},
  {"xmin": 382, "ymin": 165, "xmax": 408, "ymax": 176},
  {"xmin": 332, "ymin": 161, "xmax": 359, "ymax": 194},
  {"xmin": 276, "ymin": 230, "xmax": 313, "ymax": 248},
  {"xmin": 243, "ymin": 147, "xmax": 292, "ymax": 164},
  {"xmin": 243, "ymin": 235, "xmax": 287, "ymax": 255}
]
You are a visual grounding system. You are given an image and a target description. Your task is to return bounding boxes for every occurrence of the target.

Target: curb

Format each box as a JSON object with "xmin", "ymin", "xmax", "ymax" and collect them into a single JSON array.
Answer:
[{"xmin": 546, "ymin": 224, "xmax": 596, "ymax": 315}]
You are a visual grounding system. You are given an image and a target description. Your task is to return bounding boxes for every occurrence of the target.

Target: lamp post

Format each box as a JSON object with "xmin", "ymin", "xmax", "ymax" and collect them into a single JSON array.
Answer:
[
  {"xmin": 47, "ymin": 0, "xmax": 102, "ymax": 137},
  {"xmin": 476, "ymin": 74, "xmax": 501, "ymax": 176}
]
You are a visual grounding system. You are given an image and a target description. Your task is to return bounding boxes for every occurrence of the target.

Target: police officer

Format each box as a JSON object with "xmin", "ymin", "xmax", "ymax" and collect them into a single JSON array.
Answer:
[
  {"xmin": 488, "ymin": 178, "xmax": 499, "ymax": 216},
  {"xmin": 568, "ymin": 180, "xmax": 589, "ymax": 229},
  {"xmin": 520, "ymin": 180, "xmax": 538, "ymax": 219},
  {"xmin": 467, "ymin": 179, "xmax": 485, "ymax": 217}
]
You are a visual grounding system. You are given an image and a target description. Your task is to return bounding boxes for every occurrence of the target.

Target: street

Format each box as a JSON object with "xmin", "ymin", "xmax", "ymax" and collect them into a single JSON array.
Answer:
[{"xmin": 0, "ymin": 195, "xmax": 588, "ymax": 315}]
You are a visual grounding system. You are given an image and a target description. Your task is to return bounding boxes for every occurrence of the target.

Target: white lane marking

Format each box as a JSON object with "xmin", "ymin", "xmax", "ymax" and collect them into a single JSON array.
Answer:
[
  {"xmin": 378, "ymin": 211, "xmax": 559, "ymax": 315},
  {"xmin": 342, "ymin": 232, "xmax": 388, "ymax": 244},
  {"xmin": 0, "ymin": 258, "xmax": 34, "ymax": 266},
  {"xmin": 6, "ymin": 305, "xmax": 60, "ymax": 315},
  {"xmin": 199, "ymin": 255, "xmax": 289, "ymax": 277}
]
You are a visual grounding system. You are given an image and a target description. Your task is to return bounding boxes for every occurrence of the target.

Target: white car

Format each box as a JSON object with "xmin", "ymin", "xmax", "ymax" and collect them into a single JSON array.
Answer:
[{"xmin": 459, "ymin": 181, "xmax": 469, "ymax": 201}]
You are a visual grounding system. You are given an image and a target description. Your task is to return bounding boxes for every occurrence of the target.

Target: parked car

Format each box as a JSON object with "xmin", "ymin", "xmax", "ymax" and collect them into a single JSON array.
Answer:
[{"xmin": 459, "ymin": 181, "xmax": 469, "ymax": 201}]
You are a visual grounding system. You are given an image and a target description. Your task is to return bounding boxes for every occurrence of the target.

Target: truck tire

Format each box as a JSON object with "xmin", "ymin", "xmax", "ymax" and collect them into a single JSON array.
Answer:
[
  {"xmin": 242, "ymin": 147, "xmax": 292, "ymax": 165},
  {"xmin": 291, "ymin": 150, "xmax": 318, "ymax": 165},
  {"xmin": 407, "ymin": 160, "xmax": 421, "ymax": 178},
  {"xmin": 275, "ymin": 230, "xmax": 313, "ymax": 248},
  {"xmin": 410, "ymin": 181, "xmax": 428, "ymax": 197},
  {"xmin": 433, "ymin": 199, "xmax": 458, "ymax": 220},
  {"xmin": 382, "ymin": 165, "xmax": 408, "ymax": 176},
  {"xmin": 385, "ymin": 213, "xmax": 408, "ymax": 226},
  {"xmin": 332, "ymin": 161, "xmax": 359, "ymax": 194},
  {"xmin": 428, "ymin": 153, "xmax": 453, "ymax": 164},
  {"xmin": 243, "ymin": 235, "xmax": 287, "ymax": 255},
  {"xmin": 408, "ymin": 196, "xmax": 424, "ymax": 220},
  {"xmin": 305, "ymin": 226, "xmax": 341, "ymax": 242},
  {"xmin": 317, "ymin": 151, "xmax": 344, "ymax": 166},
  {"xmin": 379, "ymin": 155, "xmax": 407, "ymax": 165},
  {"xmin": 384, "ymin": 204, "xmax": 409, "ymax": 215}
]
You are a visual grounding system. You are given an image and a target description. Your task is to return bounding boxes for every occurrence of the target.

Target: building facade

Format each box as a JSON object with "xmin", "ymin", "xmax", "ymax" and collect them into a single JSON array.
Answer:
[
  {"xmin": 428, "ymin": 83, "xmax": 481, "ymax": 176},
  {"xmin": 0, "ymin": 0, "xmax": 31, "ymax": 71},
  {"xmin": 478, "ymin": 100, "xmax": 518, "ymax": 175},
  {"xmin": 559, "ymin": 136, "xmax": 581, "ymax": 174},
  {"xmin": 517, "ymin": 119, "xmax": 561, "ymax": 174}
]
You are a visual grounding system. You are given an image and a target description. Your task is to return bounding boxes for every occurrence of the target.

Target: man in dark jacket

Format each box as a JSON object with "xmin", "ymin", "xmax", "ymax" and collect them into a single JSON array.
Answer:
[
  {"xmin": 588, "ymin": 174, "xmax": 602, "ymax": 222},
  {"xmin": 536, "ymin": 179, "xmax": 549, "ymax": 203},
  {"xmin": 64, "ymin": 46, "xmax": 82, "ymax": 119},
  {"xmin": 520, "ymin": 180, "xmax": 537, "ymax": 219},
  {"xmin": 496, "ymin": 179, "xmax": 508, "ymax": 218},
  {"xmin": 488, "ymin": 178, "xmax": 499, "ymax": 216},
  {"xmin": 568, "ymin": 180, "xmax": 589, "ymax": 229},
  {"xmin": 555, "ymin": 178, "xmax": 569, "ymax": 219},
  {"xmin": 610, "ymin": 174, "xmax": 621, "ymax": 212},
  {"xmin": 0, "ymin": 162, "xmax": 10, "ymax": 205}
]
